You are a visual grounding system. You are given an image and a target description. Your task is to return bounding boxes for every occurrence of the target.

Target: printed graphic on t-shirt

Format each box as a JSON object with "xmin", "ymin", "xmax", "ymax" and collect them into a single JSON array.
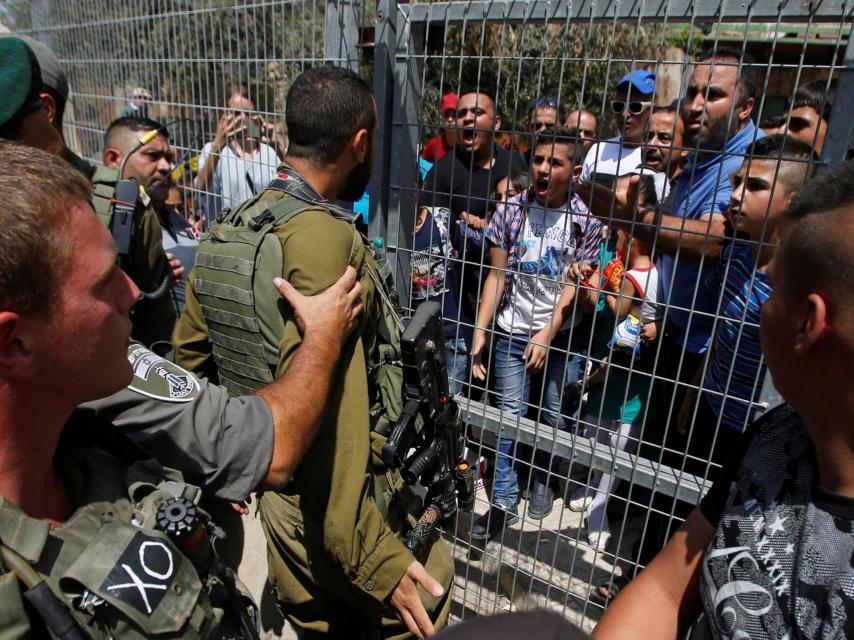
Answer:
[
  {"xmin": 691, "ymin": 406, "xmax": 854, "ymax": 640},
  {"xmin": 412, "ymin": 208, "xmax": 453, "ymax": 301},
  {"xmin": 516, "ymin": 217, "xmax": 578, "ymax": 297},
  {"xmin": 497, "ymin": 204, "xmax": 580, "ymax": 333}
]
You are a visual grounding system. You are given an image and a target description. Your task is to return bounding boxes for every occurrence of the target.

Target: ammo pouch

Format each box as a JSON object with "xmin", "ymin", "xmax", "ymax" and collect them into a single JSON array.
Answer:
[
  {"xmin": 368, "ymin": 252, "xmax": 406, "ymax": 439},
  {"xmin": 0, "ymin": 449, "xmax": 258, "ymax": 640}
]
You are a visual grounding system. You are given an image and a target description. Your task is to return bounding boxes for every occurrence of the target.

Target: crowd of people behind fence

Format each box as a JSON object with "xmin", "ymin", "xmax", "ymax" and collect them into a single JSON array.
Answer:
[
  {"xmin": 410, "ymin": 47, "xmax": 832, "ymax": 576},
  {"xmin": 0, "ymin": 26, "xmax": 852, "ymax": 640}
]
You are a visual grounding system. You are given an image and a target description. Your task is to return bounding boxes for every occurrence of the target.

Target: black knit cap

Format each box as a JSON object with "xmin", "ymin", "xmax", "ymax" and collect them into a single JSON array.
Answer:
[{"xmin": 0, "ymin": 37, "xmax": 45, "ymax": 129}]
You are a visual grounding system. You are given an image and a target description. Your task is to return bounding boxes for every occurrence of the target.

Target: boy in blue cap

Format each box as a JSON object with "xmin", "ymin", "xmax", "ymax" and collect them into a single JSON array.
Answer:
[{"xmin": 581, "ymin": 70, "xmax": 668, "ymax": 200}]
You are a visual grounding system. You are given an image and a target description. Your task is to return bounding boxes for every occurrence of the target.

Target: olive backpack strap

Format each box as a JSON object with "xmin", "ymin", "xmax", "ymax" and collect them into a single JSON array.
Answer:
[{"xmin": 192, "ymin": 190, "xmax": 313, "ymax": 395}]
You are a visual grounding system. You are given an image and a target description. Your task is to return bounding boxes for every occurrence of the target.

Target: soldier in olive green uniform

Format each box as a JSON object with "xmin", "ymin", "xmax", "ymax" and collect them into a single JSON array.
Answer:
[
  {"xmin": 174, "ymin": 67, "xmax": 453, "ymax": 639},
  {"xmin": 0, "ymin": 141, "xmax": 366, "ymax": 638},
  {"xmin": 98, "ymin": 116, "xmax": 185, "ymax": 345},
  {"xmin": 0, "ymin": 37, "xmax": 175, "ymax": 346}
]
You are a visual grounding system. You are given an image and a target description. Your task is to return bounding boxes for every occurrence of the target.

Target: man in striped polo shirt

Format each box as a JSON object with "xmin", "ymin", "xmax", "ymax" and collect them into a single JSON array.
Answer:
[{"xmin": 676, "ymin": 135, "xmax": 817, "ymax": 466}]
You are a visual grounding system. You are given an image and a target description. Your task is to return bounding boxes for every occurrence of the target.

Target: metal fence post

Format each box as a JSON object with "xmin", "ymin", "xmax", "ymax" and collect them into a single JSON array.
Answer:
[
  {"xmin": 369, "ymin": 0, "xmax": 396, "ymax": 247},
  {"xmin": 385, "ymin": 7, "xmax": 425, "ymax": 307},
  {"xmin": 325, "ymin": 0, "xmax": 362, "ymax": 70},
  {"xmin": 822, "ymin": 33, "xmax": 854, "ymax": 165},
  {"xmin": 371, "ymin": 0, "xmax": 423, "ymax": 307}
]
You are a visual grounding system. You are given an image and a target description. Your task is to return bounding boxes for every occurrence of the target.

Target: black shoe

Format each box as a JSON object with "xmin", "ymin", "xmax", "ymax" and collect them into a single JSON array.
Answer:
[
  {"xmin": 527, "ymin": 480, "xmax": 554, "ymax": 520},
  {"xmin": 470, "ymin": 505, "xmax": 520, "ymax": 540}
]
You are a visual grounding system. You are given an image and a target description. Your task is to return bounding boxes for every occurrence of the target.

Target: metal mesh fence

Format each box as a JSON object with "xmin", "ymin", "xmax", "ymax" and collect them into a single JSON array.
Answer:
[
  {"xmin": 3, "ymin": 0, "xmax": 853, "ymax": 634},
  {"xmin": 373, "ymin": 0, "xmax": 853, "ymax": 631}
]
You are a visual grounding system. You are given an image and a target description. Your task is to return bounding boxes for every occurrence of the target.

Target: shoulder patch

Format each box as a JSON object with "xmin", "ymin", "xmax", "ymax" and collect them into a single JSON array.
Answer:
[{"xmin": 126, "ymin": 343, "xmax": 200, "ymax": 403}]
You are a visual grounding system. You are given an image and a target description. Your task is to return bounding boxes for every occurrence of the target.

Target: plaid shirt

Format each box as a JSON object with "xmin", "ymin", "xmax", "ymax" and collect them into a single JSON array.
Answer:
[{"xmin": 484, "ymin": 188, "xmax": 604, "ymax": 308}]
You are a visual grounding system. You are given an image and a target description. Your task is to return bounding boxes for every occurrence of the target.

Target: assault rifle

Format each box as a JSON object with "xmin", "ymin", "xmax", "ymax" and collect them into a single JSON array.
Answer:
[{"xmin": 382, "ymin": 301, "xmax": 475, "ymax": 556}]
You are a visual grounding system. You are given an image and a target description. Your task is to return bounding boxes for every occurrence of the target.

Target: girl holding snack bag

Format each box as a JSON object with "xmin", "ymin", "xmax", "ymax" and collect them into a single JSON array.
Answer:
[{"xmin": 569, "ymin": 173, "xmax": 660, "ymax": 551}]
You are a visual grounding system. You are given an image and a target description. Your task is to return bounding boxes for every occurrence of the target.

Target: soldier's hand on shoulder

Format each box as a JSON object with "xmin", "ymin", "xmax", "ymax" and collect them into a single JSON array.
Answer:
[{"xmin": 273, "ymin": 266, "xmax": 364, "ymax": 344}]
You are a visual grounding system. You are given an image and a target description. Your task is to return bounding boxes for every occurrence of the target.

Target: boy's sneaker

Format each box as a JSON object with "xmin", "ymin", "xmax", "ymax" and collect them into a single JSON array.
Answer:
[
  {"xmin": 588, "ymin": 530, "xmax": 611, "ymax": 552},
  {"xmin": 470, "ymin": 505, "xmax": 519, "ymax": 540},
  {"xmin": 527, "ymin": 480, "xmax": 554, "ymax": 520},
  {"xmin": 568, "ymin": 494, "xmax": 593, "ymax": 513}
]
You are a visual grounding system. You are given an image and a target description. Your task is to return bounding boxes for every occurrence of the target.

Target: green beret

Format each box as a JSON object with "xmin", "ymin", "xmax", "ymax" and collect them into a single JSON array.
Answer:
[
  {"xmin": 0, "ymin": 34, "xmax": 68, "ymax": 101},
  {"xmin": 0, "ymin": 37, "xmax": 44, "ymax": 129}
]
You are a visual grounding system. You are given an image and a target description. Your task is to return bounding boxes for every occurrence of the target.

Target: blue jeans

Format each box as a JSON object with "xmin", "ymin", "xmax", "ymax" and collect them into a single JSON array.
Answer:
[
  {"xmin": 490, "ymin": 330, "xmax": 584, "ymax": 508},
  {"xmin": 444, "ymin": 336, "xmax": 469, "ymax": 397}
]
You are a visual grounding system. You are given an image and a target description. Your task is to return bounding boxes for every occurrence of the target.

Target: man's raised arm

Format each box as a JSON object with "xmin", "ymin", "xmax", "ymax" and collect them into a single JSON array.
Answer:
[
  {"xmin": 593, "ymin": 508, "xmax": 713, "ymax": 640},
  {"xmin": 578, "ymin": 177, "xmax": 727, "ymax": 262},
  {"xmin": 78, "ymin": 266, "xmax": 363, "ymax": 501}
]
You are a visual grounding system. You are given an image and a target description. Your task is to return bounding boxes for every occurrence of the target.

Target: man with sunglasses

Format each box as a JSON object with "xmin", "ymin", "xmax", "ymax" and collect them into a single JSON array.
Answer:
[
  {"xmin": 578, "ymin": 46, "xmax": 763, "ymax": 604},
  {"xmin": 580, "ymin": 70, "xmax": 657, "ymax": 186}
]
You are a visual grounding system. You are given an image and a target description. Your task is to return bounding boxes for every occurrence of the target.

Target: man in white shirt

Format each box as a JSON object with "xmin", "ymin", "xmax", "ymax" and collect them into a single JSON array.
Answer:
[
  {"xmin": 196, "ymin": 84, "xmax": 284, "ymax": 220},
  {"xmin": 581, "ymin": 70, "xmax": 668, "ymax": 200}
]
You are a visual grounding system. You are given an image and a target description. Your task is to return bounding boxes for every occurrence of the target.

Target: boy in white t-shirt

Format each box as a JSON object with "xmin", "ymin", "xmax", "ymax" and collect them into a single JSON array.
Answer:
[{"xmin": 470, "ymin": 126, "xmax": 603, "ymax": 539}]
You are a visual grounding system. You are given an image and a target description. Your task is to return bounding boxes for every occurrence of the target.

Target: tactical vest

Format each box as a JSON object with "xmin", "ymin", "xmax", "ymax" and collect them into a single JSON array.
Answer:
[
  {"xmin": 192, "ymin": 172, "xmax": 404, "ymax": 438},
  {"xmin": 0, "ymin": 425, "xmax": 258, "ymax": 640},
  {"xmin": 91, "ymin": 165, "xmax": 126, "ymax": 232}
]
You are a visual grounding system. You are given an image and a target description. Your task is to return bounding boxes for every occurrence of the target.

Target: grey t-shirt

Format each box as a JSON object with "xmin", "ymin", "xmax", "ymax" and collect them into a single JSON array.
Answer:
[
  {"xmin": 76, "ymin": 342, "xmax": 273, "ymax": 502},
  {"xmin": 197, "ymin": 141, "xmax": 280, "ymax": 219},
  {"xmin": 159, "ymin": 206, "xmax": 200, "ymax": 314},
  {"xmin": 692, "ymin": 404, "xmax": 854, "ymax": 639}
]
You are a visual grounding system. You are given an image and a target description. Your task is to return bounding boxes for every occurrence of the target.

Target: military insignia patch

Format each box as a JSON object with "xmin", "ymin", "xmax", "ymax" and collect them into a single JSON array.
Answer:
[
  {"xmin": 100, "ymin": 532, "xmax": 181, "ymax": 615},
  {"xmin": 126, "ymin": 343, "xmax": 201, "ymax": 403}
]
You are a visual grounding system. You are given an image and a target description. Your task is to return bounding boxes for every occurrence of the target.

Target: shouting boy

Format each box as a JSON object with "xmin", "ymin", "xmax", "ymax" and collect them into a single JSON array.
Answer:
[{"xmin": 470, "ymin": 125, "xmax": 602, "ymax": 538}]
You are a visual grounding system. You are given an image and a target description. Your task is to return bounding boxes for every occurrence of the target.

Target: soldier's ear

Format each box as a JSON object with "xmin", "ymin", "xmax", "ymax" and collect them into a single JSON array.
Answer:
[
  {"xmin": 0, "ymin": 311, "xmax": 38, "ymax": 380},
  {"xmin": 103, "ymin": 147, "xmax": 123, "ymax": 169},
  {"xmin": 352, "ymin": 128, "xmax": 370, "ymax": 163}
]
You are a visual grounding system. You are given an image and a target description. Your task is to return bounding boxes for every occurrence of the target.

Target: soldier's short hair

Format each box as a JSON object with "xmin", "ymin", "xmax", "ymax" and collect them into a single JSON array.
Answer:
[
  {"xmin": 0, "ymin": 141, "xmax": 91, "ymax": 315},
  {"xmin": 285, "ymin": 66, "xmax": 376, "ymax": 165},
  {"xmin": 104, "ymin": 116, "xmax": 169, "ymax": 151}
]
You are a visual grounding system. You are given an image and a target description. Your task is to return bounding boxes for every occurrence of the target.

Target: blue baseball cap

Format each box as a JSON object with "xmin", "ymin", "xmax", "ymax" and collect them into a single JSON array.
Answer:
[{"xmin": 616, "ymin": 70, "xmax": 656, "ymax": 96}]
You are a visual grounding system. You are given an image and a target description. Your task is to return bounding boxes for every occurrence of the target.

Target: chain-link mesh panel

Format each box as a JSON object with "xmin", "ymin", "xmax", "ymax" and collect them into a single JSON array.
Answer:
[
  {"xmin": 375, "ymin": 1, "xmax": 853, "ymax": 631},
  {"xmin": 3, "ymin": 0, "xmax": 853, "ymax": 634}
]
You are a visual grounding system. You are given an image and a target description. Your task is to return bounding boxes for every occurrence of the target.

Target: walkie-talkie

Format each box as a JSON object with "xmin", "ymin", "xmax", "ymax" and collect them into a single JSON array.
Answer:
[{"xmin": 111, "ymin": 178, "xmax": 140, "ymax": 259}]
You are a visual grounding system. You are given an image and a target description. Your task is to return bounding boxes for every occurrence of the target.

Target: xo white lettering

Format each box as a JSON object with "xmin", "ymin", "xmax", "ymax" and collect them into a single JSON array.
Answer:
[{"xmin": 106, "ymin": 541, "xmax": 174, "ymax": 614}]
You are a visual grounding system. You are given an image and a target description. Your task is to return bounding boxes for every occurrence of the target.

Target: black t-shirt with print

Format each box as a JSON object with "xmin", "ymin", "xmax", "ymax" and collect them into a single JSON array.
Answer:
[
  {"xmin": 419, "ymin": 145, "xmax": 526, "ymax": 325},
  {"xmin": 692, "ymin": 404, "xmax": 854, "ymax": 639}
]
